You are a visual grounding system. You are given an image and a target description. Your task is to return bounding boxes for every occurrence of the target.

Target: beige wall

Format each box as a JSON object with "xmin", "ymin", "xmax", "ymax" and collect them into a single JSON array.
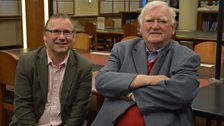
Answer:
[
  {"xmin": 75, "ymin": 0, "xmax": 98, "ymax": 16},
  {"xmin": 53, "ymin": 0, "xmax": 98, "ymax": 16}
]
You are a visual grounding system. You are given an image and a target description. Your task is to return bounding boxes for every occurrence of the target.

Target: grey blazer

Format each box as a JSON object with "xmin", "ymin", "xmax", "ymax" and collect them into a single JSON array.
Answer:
[
  {"xmin": 91, "ymin": 38, "xmax": 200, "ymax": 126},
  {"xmin": 10, "ymin": 46, "xmax": 92, "ymax": 126}
]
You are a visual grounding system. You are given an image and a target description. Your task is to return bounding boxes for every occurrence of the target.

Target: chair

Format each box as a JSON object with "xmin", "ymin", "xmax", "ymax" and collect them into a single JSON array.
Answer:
[
  {"xmin": 100, "ymin": 18, "xmax": 115, "ymax": 50},
  {"xmin": 130, "ymin": 20, "xmax": 139, "ymax": 29},
  {"xmin": 121, "ymin": 36, "xmax": 140, "ymax": 41},
  {"xmin": 86, "ymin": 71, "xmax": 104, "ymax": 126},
  {"xmin": 84, "ymin": 22, "xmax": 97, "ymax": 50},
  {"xmin": 72, "ymin": 33, "xmax": 90, "ymax": 51},
  {"xmin": 122, "ymin": 23, "xmax": 138, "ymax": 38},
  {"xmin": 194, "ymin": 41, "xmax": 224, "ymax": 64},
  {"xmin": 0, "ymin": 51, "xmax": 18, "ymax": 126},
  {"xmin": 84, "ymin": 22, "xmax": 111, "ymax": 51}
]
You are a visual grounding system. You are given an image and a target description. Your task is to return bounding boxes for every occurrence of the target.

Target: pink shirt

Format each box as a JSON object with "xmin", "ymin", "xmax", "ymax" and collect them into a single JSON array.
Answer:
[{"xmin": 38, "ymin": 51, "xmax": 69, "ymax": 126}]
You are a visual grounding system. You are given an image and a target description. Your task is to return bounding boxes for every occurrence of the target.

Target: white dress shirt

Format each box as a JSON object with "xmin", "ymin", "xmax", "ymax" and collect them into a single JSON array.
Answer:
[{"xmin": 38, "ymin": 52, "xmax": 69, "ymax": 126}]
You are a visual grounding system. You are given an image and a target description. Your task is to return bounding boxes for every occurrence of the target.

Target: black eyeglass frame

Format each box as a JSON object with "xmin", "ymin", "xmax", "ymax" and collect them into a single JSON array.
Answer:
[{"xmin": 45, "ymin": 29, "xmax": 74, "ymax": 37}]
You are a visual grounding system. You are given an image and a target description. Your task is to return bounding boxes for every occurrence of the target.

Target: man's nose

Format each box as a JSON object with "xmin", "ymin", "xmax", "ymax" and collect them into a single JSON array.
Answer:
[
  {"xmin": 152, "ymin": 20, "xmax": 159, "ymax": 28},
  {"xmin": 58, "ymin": 32, "xmax": 66, "ymax": 39}
]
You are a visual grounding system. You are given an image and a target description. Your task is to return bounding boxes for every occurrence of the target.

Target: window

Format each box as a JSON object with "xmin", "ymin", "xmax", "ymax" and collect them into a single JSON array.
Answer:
[
  {"xmin": 0, "ymin": 0, "xmax": 20, "ymax": 16},
  {"xmin": 53, "ymin": 0, "xmax": 74, "ymax": 15},
  {"xmin": 0, "ymin": 0, "xmax": 22, "ymax": 47},
  {"xmin": 99, "ymin": 0, "xmax": 140, "ymax": 15}
]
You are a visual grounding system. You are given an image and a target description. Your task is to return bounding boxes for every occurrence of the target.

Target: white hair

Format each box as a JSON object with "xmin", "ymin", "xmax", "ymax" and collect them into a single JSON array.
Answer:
[{"xmin": 138, "ymin": 1, "xmax": 176, "ymax": 26}]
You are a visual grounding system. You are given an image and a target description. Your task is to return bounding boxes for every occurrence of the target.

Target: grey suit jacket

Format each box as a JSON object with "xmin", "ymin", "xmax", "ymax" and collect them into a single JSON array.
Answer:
[
  {"xmin": 91, "ymin": 38, "xmax": 200, "ymax": 126},
  {"xmin": 10, "ymin": 46, "xmax": 92, "ymax": 126}
]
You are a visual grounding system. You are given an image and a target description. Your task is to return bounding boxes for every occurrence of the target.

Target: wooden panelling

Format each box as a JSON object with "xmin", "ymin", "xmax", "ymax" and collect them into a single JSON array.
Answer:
[{"xmin": 25, "ymin": 0, "xmax": 45, "ymax": 48}]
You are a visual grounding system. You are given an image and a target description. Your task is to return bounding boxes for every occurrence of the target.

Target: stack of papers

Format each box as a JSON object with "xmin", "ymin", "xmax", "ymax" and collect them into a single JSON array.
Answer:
[
  {"xmin": 90, "ymin": 52, "xmax": 111, "ymax": 56},
  {"xmin": 200, "ymin": 63, "xmax": 215, "ymax": 68}
]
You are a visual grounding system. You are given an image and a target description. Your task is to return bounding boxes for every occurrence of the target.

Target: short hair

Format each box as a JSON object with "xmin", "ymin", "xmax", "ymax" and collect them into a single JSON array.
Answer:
[
  {"xmin": 138, "ymin": 1, "xmax": 176, "ymax": 26},
  {"xmin": 44, "ymin": 13, "xmax": 74, "ymax": 30}
]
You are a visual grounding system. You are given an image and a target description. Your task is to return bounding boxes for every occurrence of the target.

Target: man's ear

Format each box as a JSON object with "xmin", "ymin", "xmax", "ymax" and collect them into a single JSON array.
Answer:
[
  {"xmin": 43, "ymin": 35, "xmax": 46, "ymax": 42},
  {"xmin": 43, "ymin": 33, "xmax": 48, "ymax": 46},
  {"xmin": 139, "ymin": 28, "xmax": 142, "ymax": 34},
  {"xmin": 172, "ymin": 23, "xmax": 177, "ymax": 35},
  {"xmin": 173, "ymin": 22, "xmax": 177, "ymax": 30}
]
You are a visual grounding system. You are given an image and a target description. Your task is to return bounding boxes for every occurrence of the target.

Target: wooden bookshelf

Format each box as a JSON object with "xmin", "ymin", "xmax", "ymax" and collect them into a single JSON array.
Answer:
[
  {"xmin": 120, "ymin": 9, "xmax": 179, "ymax": 27},
  {"xmin": 197, "ymin": 10, "xmax": 219, "ymax": 31},
  {"xmin": 120, "ymin": 11, "xmax": 140, "ymax": 26},
  {"xmin": 120, "ymin": 9, "xmax": 220, "ymax": 32}
]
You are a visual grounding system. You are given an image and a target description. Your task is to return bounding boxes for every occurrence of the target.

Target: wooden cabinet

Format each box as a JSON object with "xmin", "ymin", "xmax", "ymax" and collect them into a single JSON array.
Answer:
[{"xmin": 197, "ymin": 0, "xmax": 220, "ymax": 31}]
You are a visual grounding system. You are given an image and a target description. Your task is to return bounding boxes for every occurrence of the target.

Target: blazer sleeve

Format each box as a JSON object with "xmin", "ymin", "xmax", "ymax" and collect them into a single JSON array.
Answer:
[
  {"xmin": 96, "ymin": 44, "xmax": 137, "ymax": 98},
  {"xmin": 11, "ymin": 55, "xmax": 38, "ymax": 126},
  {"xmin": 64, "ymin": 58, "xmax": 92, "ymax": 126}
]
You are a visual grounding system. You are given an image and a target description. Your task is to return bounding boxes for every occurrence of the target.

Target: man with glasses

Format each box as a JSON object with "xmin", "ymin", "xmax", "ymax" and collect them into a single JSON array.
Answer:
[
  {"xmin": 92, "ymin": 1, "xmax": 200, "ymax": 126},
  {"xmin": 10, "ymin": 14, "xmax": 92, "ymax": 126}
]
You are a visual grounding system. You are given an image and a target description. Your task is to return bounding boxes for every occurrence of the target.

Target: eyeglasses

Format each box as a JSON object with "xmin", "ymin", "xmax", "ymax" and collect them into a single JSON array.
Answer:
[{"xmin": 45, "ymin": 29, "xmax": 74, "ymax": 37}]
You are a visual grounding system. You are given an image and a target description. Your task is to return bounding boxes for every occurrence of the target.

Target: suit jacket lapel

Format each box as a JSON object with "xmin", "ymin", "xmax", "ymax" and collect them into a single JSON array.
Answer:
[
  {"xmin": 151, "ymin": 42, "xmax": 171, "ymax": 75},
  {"xmin": 60, "ymin": 50, "xmax": 77, "ymax": 111},
  {"xmin": 132, "ymin": 40, "xmax": 148, "ymax": 74},
  {"xmin": 36, "ymin": 48, "xmax": 49, "ymax": 104}
]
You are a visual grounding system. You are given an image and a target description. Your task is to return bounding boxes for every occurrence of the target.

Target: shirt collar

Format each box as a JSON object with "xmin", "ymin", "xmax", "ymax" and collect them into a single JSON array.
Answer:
[
  {"xmin": 47, "ymin": 50, "xmax": 70, "ymax": 68},
  {"xmin": 146, "ymin": 47, "xmax": 163, "ymax": 63}
]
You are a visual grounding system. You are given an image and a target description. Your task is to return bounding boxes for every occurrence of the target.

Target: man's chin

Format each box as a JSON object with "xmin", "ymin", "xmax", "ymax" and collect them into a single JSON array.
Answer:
[
  {"xmin": 148, "ymin": 39, "xmax": 163, "ymax": 44},
  {"xmin": 55, "ymin": 47, "xmax": 69, "ymax": 53}
]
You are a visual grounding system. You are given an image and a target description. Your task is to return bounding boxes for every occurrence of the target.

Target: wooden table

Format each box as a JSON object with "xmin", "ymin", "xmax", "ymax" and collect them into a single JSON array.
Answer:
[
  {"xmin": 175, "ymin": 30, "xmax": 224, "ymax": 44},
  {"xmin": 81, "ymin": 52, "xmax": 109, "ymax": 71}
]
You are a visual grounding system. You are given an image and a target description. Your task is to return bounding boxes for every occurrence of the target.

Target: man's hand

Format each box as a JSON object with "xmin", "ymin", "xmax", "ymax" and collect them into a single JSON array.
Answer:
[{"xmin": 130, "ymin": 75, "xmax": 170, "ymax": 90}]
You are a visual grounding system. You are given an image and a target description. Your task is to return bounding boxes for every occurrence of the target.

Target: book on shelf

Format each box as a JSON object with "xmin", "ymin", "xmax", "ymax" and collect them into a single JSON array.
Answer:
[{"xmin": 202, "ymin": 20, "xmax": 218, "ymax": 32}]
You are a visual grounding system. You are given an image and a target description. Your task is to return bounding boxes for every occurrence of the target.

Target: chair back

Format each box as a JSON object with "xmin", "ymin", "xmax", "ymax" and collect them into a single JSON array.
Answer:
[
  {"xmin": 130, "ymin": 20, "xmax": 139, "ymax": 29},
  {"xmin": 0, "ymin": 51, "xmax": 18, "ymax": 125},
  {"xmin": 0, "ymin": 51, "xmax": 18, "ymax": 86},
  {"xmin": 84, "ymin": 22, "xmax": 98, "ymax": 50},
  {"xmin": 122, "ymin": 23, "xmax": 138, "ymax": 37},
  {"xmin": 84, "ymin": 22, "xmax": 96, "ymax": 36},
  {"xmin": 72, "ymin": 33, "xmax": 90, "ymax": 50},
  {"xmin": 79, "ymin": 18, "xmax": 90, "ymax": 26},
  {"xmin": 105, "ymin": 18, "xmax": 115, "ymax": 29},
  {"xmin": 194, "ymin": 41, "xmax": 224, "ymax": 64}
]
